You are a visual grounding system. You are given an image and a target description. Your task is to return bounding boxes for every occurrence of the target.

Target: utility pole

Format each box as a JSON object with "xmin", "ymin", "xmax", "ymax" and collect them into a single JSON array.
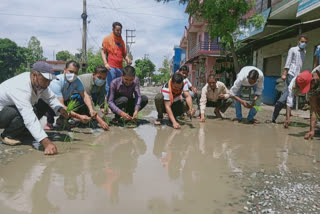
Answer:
[
  {"xmin": 126, "ymin": 29, "xmax": 136, "ymax": 58},
  {"xmin": 81, "ymin": 0, "xmax": 87, "ymax": 73}
]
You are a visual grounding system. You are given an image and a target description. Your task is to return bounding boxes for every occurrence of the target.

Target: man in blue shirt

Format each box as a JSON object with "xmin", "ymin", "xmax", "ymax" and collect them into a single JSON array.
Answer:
[{"xmin": 45, "ymin": 60, "xmax": 95, "ymax": 129}]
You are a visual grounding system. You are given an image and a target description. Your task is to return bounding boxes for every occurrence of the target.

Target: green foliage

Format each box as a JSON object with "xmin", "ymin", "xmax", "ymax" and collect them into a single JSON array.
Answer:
[
  {"xmin": 27, "ymin": 36, "xmax": 46, "ymax": 64},
  {"xmin": 86, "ymin": 48, "xmax": 104, "ymax": 73},
  {"xmin": 152, "ymin": 57, "xmax": 171, "ymax": 83},
  {"xmin": 253, "ymin": 105, "xmax": 262, "ymax": 112},
  {"xmin": 134, "ymin": 58, "xmax": 156, "ymax": 81},
  {"xmin": 56, "ymin": 50, "xmax": 73, "ymax": 61},
  {"xmin": 66, "ymin": 100, "xmax": 81, "ymax": 113},
  {"xmin": 0, "ymin": 38, "xmax": 28, "ymax": 82}
]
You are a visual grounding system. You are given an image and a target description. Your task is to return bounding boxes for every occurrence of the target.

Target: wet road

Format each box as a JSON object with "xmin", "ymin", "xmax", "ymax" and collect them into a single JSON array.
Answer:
[{"xmin": 0, "ymin": 87, "xmax": 320, "ymax": 214}]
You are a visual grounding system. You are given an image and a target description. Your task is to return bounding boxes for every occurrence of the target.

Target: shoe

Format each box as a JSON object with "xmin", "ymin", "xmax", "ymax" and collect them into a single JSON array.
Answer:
[{"xmin": 1, "ymin": 136, "xmax": 22, "ymax": 145}]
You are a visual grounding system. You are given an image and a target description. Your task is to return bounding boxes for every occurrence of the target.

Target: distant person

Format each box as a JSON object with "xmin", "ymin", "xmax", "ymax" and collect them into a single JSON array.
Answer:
[
  {"xmin": 154, "ymin": 72, "xmax": 195, "ymax": 129},
  {"xmin": 0, "ymin": 61, "xmax": 69, "ymax": 155},
  {"xmin": 230, "ymin": 66, "xmax": 264, "ymax": 124},
  {"xmin": 108, "ymin": 65, "xmax": 148, "ymax": 124},
  {"xmin": 283, "ymin": 71, "xmax": 315, "ymax": 128},
  {"xmin": 74, "ymin": 65, "xmax": 110, "ymax": 130},
  {"xmin": 101, "ymin": 22, "xmax": 132, "ymax": 96},
  {"xmin": 271, "ymin": 35, "xmax": 308, "ymax": 123},
  {"xmin": 314, "ymin": 45, "xmax": 320, "ymax": 69},
  {"xmin": 46, "ymin": 60, "xmax": 93, "ymax": 129},
  {"xmin": 199, "ymin": 75, "xmax": 232, "ymax": 122},
  {"xmin": 177, "ymin": 65, "xmax": 200, "ymax": 113}
]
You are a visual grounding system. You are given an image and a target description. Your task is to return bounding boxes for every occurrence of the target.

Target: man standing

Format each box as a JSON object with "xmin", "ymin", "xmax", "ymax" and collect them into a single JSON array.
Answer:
[
  {"xmin": 230, "ymin": 66, "xmax": 264, "ymax": 124},
  {"xmin": 108, "ymin": 65, "xmax": 148, "ymax": 123},
  {"xmin": 0, "ymin": 62, "xmax": 69, "ymax": 155},
  {"xmin": 199, "ymin": 75, "xmax": 232, "ymax": 122},
  {"xmin": 46, "ymin": 60, "xmax": 93, "ymax": 129},
  {"xmin": 314, "ymin": 45, "xmax": 320, "ymax": 69},
  {"xmin": 154, "ymin": 72, "xmax": 195, "ymax": 129},
  {"xmin": 101, "ymin": 22, "xmax": 132, "ymax": 96},
  {"xmin": 271, "ymin": 35, "xmax": 308, "ymax": 123}
]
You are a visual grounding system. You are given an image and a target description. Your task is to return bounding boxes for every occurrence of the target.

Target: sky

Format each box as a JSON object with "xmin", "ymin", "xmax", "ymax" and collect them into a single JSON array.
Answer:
[{"xmin": 0, "ymin": 0, "xmax": 189, "ymax": 70}]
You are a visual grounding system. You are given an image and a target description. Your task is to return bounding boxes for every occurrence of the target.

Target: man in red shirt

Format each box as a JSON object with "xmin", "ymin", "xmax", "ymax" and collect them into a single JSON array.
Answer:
[{"xmin": 101, "ymin": 22, "xmax": 132, "ymax": 96}]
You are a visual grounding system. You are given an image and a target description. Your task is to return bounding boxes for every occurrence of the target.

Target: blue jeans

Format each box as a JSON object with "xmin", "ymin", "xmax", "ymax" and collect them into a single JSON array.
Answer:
[
  {"xmin": 272, "ymin": 74, "xmax": 294, "ymax": 121},
  {"xmin": 234, "ymin": 85, "xmax": 259, "ymax": 121},
  {"xmin": 106, "ymin": 67, "xmax": 123, "ymax": 96}
]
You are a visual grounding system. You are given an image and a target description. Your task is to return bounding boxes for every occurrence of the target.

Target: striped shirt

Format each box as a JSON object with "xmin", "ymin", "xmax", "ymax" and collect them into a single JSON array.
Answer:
[{"xmin": 161, "ymin": 80, "xmax": 187, "ymax": 103}]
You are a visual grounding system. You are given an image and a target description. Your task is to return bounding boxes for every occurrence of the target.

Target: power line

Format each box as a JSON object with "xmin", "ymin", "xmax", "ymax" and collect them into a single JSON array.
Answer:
[{"xmin": 0, "ymin": 12, "xmax": 80, "ymax": 20}]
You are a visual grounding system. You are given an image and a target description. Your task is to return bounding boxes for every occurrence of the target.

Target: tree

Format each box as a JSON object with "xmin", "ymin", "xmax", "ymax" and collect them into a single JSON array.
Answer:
[
  {"xmin": 155, "ymin": 0, "xmax": 264, "ymax": 73},
  {"xmin": 0, "ymin": 38, "xmax": 27, "ymax": 82},
  {"xmin": 56, "ymin": 50, "xmax": 73, "ymax": 61},
  {"xmin": 152, "ymin": 57, "xmax": 171, "ymax": 83},
  {"xmin": 86, "ymin": 48, "xmax": 104, "ymax": 74},
  {"xmin": 27, "ymin": 36, "xmax": 46, "ymax": 63},
  {"xmin": 134, "ymin": 58, "xmax": 156, "ymax": 81}
]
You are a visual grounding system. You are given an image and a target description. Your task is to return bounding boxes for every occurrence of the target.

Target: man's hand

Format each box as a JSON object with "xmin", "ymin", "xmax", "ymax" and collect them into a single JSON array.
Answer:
[
  {"xmin": 187, "ymin": 108, "xmax": 196, "ymax": 117},
  {"xmin": 41, "ymin": 138, "xmax": 58, "ymax": 155},
  {"xmin": 78, "ymin": 115, "xmax": 91, "ymax": 124},
  {"xmin": 281, "ymin": 74, "xmax": 287, "ymax": 81},
  {"xmin": 191, "ymin": 87, "xmax": 198, "ymax": 94},
  {"xmin": 304, "ymin": 131, "xmax": 315, "ymax": 140},
  {"xmin": 173, "ymin": 122, "xmax": 181, "ymax": 129},
  {"xmin": 120, "ymin": 112, "xmax": 133, "ymax": 121},
  {"xmin": 95, "ymin": 115, "xmax": 109, "ymax": 130},
  {"xmin": 218, "ymin": 94, "xmax": 226, "ymax": 99},
  {"xmin": 104, "ymin": 63, "xmax": 111, "ymax": 70},
  {"xmin": 126, "ymin": 58, "xmax": 132, "ymax": 65},
  {"xmin": 59, "ymin": 107, "xmax": 69, "ymax": 119},
  {"xmin": 89, "ymin": 109, "xmax": 98, "ymax": 119},
  {"xmin": 241, "ymin": 101, "xmax": 252, "ymax": 109},
  {"xmin": 284, "ymin": 119, "xmax": 290, "ymax": 128},
  {"xmin": 132, "ymin": 110, "xmax": 139, "ymax": 120}
]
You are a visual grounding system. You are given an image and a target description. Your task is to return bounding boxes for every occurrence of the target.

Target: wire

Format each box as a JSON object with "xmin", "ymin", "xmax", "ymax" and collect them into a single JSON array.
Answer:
[{"xmin": 0, "ymin": 12, "xmax": 80, "ymax": 20}]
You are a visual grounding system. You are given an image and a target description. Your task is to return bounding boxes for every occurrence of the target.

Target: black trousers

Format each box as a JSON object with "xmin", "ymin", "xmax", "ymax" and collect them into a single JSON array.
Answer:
[
  {"xmin": 154, "ymin": 93, "xmax": 186, "ymax": 119},
  {"xmin": 113, "ymin": 95, "xmax": 148, "ymax": 118},
  {"xmin": 0, "ymin": 99, "xmax": 51, "ymax": 139}
]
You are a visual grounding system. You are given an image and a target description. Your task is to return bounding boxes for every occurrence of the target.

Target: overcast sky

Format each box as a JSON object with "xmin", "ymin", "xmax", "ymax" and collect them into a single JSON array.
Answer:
[{"xmin": 0, "ymin": 0, "xmax": 188, "ymax": 70}]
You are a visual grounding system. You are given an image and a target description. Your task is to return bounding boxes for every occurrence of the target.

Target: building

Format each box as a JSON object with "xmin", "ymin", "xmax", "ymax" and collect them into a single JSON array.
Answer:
[
  {"xmin": 238, "ymin": 0, "xmax": 320, "ymax": 105},
  {"xmin": 179, "ymin": 8, "xmax": 229, "ymax": 89}
]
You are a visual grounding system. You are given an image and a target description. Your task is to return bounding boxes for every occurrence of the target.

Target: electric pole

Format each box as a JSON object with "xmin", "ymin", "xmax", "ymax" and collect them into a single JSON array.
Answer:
[
  {"xmin": 126, "ymin": 29, "xmax": 136, "ymax": 59},
  {"xmin": 81, "ymin": 0, "xmax": 87, "ymax": 73}
]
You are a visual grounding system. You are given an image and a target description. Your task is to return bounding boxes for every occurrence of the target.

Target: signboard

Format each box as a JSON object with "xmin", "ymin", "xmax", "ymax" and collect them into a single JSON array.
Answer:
[
  {"xmin": 236, "ymin": 8, "xmax": 271, "ymax": 42},
  {"xmin": 297, "ymin": 0, "xmax": 320, "ymax": 17}
]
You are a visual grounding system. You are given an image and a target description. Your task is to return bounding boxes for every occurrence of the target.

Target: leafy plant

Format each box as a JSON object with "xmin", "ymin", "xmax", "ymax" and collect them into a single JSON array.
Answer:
[
  {"xmin": 253, "ymin": 105, "xmax": 262, "ymax": 112},
  {"xmin": 67, "ymin": 100, "xmax": 81, "ymax": 113}
]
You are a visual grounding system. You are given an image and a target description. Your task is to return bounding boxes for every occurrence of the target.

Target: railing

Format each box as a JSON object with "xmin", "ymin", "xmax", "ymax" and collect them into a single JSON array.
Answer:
[{"xmin": 189, "ymin": 41, "xmax": 222, "ymax": 59}]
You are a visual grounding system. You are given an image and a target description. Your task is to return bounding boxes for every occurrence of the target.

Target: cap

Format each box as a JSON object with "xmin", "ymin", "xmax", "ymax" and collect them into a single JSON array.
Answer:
[
  {"xmin": 297, "ymin": 70, "xmax": 312, "ymax": 94},
  {"xmin": 32, "ymin": 61, "xmax": 57, "ymax": 80}
]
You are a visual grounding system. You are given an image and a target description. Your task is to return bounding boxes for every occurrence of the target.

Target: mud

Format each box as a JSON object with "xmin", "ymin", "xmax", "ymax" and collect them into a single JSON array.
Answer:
[{"xmin": 0, "ymin": 86, "xmax": 320, "ymax": 214}]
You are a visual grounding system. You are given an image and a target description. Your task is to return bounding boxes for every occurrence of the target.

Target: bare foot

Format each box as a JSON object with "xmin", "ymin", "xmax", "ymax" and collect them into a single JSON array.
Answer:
[
  {"xmin": 248, "ymin": 119, "xmax": 260, "ymax": 124},
  {"xmin": 214, "ymin": 109, "xmax": 223, "ymax": 118},
  {"xmin": 44, "ymin": 123, "xmax": 54, "ymax": 130},
  {"xmin": 154, "ymin": 119, "xmax": 162, "ymax": 125},
  {"xmin": 233, "ymin": 118, "xmax": 241, "ymax": 123}
]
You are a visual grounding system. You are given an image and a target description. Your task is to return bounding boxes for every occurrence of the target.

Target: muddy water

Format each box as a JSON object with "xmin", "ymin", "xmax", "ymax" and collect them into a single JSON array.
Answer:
[{"xmin": 0, "ymin": 115, "xmax": 319, "ymax": 214}]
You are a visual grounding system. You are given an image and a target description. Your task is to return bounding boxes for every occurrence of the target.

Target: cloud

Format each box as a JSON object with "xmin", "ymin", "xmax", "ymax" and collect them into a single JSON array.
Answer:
[{"xmin": 0, "ymin": 0, "xmax": 188, "ymax": 70}]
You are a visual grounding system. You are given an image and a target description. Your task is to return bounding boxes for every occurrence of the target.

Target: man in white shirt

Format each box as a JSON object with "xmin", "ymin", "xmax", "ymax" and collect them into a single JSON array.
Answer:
[
  {"xmin": 271, "ymin": 35, "xmax": 308, "ymax": 123},
  {"xmin": 0, "ymin": 62, "xmax": 69, "ymax": 155},
  {"xmin": 199, "ymin": 75, "xmax": 232, "ymax": 121},
  {"xmin": 230, "ymin": 66, "xmax": 264, "ymax": 124},
  {"xmin": 283, "ymin": 71, "xmax": 313, "ymax": 128}
]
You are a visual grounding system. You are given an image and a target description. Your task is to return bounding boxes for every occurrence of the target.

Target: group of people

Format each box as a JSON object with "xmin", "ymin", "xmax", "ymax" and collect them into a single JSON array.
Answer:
[
  {"xmin": 0, "ymin": 22, "xmax": 319, "ymax": 156},
  {"xmin": 154, "ymin": 35, "xmax": 320, "ymax": 140}
]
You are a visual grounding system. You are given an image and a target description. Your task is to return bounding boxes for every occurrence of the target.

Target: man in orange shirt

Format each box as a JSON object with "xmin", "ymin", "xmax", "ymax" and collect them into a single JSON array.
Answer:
[{"xmin": 101, "ymin": 22, "xmax": 132, "ymax": 96}]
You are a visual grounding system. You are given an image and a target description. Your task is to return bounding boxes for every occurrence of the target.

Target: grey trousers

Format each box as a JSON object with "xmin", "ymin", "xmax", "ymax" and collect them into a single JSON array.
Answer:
[
  {"xmin": 154, "ymin": 93, "xmax": 186, "ymax": 119},
  {"xmin": 206, "ymin": 98, "xmax": 233, "ymax": 113}
]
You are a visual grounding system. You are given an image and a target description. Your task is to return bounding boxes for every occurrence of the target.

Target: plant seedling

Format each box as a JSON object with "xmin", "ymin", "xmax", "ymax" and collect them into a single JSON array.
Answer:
[{"xmin": 67, "ymin": 100, "xmax": 81, "ymax": 113}]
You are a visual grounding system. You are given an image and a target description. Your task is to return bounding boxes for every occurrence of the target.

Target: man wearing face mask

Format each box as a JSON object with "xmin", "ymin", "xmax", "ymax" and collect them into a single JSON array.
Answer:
[
  {"xmin": 46, "ymin": 60, "xmax": 94, "ymax": 129},
  {"xmin": 73, "ymin": 65, "xmax": 109, "ymax": 130},
  {"xmin": 0, "ymin": 61, "xmax": 69, "ymax": 155},
  {"xmin": 108, "ymin": 65, "xmax": 148, "ymax": 124},
  {"xmin": 101, "ymin": 22, "xmax": 132, "ymax": 97},
  {"xmin": 271, "ymin": 35, "xmax": 308, "ymax": 123}
]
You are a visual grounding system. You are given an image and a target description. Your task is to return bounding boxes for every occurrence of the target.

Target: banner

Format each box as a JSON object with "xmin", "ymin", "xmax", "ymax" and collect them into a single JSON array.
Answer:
[{"xmin": 297, "ymin": 0, "xmax": 320, "ymax": 17}]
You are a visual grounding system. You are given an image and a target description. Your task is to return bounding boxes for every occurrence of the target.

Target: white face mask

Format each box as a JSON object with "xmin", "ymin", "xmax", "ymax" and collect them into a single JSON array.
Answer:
[{"xmin": 65, "ymin": 73, "xmax": 77, "ymax": 83}]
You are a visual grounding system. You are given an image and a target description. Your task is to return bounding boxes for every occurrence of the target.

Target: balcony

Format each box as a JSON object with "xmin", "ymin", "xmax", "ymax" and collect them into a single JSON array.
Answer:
[{"xmin": 189, "ymin": 41, "xmax": 223, "ymax": 60}]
